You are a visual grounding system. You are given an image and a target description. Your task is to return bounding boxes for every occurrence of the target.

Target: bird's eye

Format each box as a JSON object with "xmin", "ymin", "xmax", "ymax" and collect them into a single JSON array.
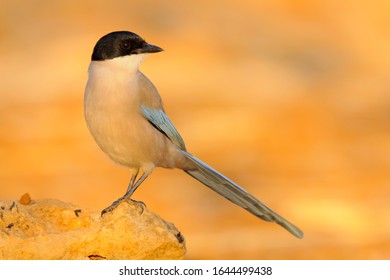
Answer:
[{"xmin": 120, "ymin": 42, "xmax": 131, "ymax": 50}]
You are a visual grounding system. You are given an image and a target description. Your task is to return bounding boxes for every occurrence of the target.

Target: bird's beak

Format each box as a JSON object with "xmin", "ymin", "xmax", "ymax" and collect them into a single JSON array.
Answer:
[{"xmin": 133, "ymin": 43, "xmax": 163, "ymax": 54}]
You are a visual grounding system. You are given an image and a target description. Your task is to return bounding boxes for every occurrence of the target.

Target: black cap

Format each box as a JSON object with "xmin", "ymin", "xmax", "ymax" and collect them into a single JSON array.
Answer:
[{"xmin": 91, "ymin": 31, "xmax": 163, "ymax": 61}]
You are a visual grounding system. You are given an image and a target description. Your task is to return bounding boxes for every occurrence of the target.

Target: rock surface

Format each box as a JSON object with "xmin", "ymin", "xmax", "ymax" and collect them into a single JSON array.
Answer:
[{"xmin": 0, "ymin": 195, "xmax": 186, "ymax": 259}]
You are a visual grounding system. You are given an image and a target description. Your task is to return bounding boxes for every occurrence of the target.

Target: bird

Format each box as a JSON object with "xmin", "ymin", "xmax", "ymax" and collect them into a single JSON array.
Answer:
[{"xmin": 84, "ymin": 31, "xmax": 303, "ymax": 239}]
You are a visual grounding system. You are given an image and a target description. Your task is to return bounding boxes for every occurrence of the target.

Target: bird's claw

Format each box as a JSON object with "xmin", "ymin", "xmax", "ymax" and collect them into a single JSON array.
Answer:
[
  {"xmin": 101, "ymin": 197, "xmax": 123, "ymax": 216},
  {"xmin": 101, "ymin": 197, "xmax": 146, "ymax": 217},
  {"xmin": 133, "ymin": 199, "xmax": 146, "ymax": 215}
]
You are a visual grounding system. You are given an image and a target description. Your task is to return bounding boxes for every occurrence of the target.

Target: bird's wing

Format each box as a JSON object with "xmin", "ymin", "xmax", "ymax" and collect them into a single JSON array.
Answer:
[
  {"xmin": 139, "ymin": 75, "xmax": 303, "ymax": 238},
  {"xmin": 141, "ymin": 105, "xmax": 186, "ymax": 150}
]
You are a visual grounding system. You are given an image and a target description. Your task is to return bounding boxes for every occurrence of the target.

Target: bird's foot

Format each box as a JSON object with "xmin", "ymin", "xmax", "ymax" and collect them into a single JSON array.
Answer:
[
  {"xmin": 101, "ymin": 197, "xmax": 146, "ymax": 217},
  {"xmin": 101, "ymin": 199, "xmax": 121, "ymax": 217},
  {"xmin": 132, "ymin": 199, "xmax": 146, "ymax": 215}
]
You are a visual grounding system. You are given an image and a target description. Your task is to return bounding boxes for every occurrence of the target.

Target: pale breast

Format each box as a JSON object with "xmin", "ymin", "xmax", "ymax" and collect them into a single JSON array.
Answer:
[{"xmin": 84, "ymin": 62, "xmax": 186, "ymax": 169}]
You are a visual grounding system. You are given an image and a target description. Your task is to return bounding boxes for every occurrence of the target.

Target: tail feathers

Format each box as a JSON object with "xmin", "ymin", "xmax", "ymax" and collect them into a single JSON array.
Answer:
[{"xmin": 182, "ymin": 151, "xmax": 303, "ymax": 239}]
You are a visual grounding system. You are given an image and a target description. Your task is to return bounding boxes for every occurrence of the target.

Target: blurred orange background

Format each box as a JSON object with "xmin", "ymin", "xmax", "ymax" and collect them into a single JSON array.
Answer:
[{"xmin": 1, "ymin": 0, "xmax": 390, "ymax": 259}]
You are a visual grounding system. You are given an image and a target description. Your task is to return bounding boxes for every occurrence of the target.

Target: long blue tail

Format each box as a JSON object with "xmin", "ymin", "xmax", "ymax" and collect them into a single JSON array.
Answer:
[{"xmin": 182, "ymin": 151, "xmax": 303, "ymax": 239}]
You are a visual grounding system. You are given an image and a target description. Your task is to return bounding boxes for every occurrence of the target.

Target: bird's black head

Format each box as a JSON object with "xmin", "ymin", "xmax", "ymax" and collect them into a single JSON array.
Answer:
[{"xmin": 91, "ymin": 31, "xmax": 163, "ymax": 61}]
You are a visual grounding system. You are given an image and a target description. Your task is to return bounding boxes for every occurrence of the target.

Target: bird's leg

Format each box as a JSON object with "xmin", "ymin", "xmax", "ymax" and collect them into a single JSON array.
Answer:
[
  {"xmin": 122, "ymin": 171, "xmax": 149, "ymax": 214},
  {"xmin": 101, "ymin": 169, "xmax": 148, "ymax": 216},
  {"xmin": 125, "ymin": 169, "xmax": 139, "ymax": 194},
  {"xmin": 124, "ymin": 171, "xmax": 149, "ymax": 198}
]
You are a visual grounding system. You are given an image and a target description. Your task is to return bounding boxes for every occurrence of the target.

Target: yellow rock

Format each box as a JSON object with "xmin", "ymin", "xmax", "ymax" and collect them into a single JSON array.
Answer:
[{"xmin": 0, "ymin": 198, "xmax": 186, "ymax": 260}]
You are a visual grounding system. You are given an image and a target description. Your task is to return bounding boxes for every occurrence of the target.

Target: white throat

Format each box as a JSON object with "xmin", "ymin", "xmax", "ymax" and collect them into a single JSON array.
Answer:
[{"xmin": 89, "ymin": 53, "xmax": 148, "ymax": 74}]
